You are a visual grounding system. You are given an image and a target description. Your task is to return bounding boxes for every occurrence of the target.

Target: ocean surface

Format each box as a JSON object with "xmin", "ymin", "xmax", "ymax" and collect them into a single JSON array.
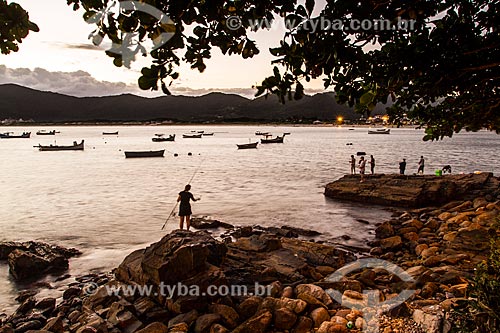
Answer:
[{"xmin": 1, "ymin": 125, "xmax": 499, "ymax": 312}]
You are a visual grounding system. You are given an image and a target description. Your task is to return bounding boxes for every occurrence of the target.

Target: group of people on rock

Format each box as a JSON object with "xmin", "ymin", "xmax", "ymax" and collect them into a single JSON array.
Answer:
[
  {"xmin": 350, "ymin": 155, "xmax": 452, "ymax": 182},
  {"xmin": 350, "ymin": 155, "xmax": 375, "ymax": 183}
]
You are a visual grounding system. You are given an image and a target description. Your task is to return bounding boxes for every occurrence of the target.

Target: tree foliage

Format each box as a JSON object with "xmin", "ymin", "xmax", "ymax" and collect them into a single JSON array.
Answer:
[
  {"xmin": 4, "ymin": 0, "xmax": 500, "ymax": 139},
  {"xmin": 0, "ymin": 0, "xmax": 39, "ymax": 54}
]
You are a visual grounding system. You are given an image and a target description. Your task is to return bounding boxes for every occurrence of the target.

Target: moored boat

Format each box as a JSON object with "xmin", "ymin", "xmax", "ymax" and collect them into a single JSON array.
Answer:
[
  {"xmin": 237, "ymin": 142, "xmax": 258, "ymax": 149},
  {"xmin": 368, "ymin": 128, "xmax": 390, "ymax": 134},
  {"xmin": 152, "ymin": 134, "xmax": 175, "ymax": 142},
  {"xmin": 36, "ymin": 140, "xmax": 84, "ymax": 151},
  {"xmin": 255, "ymin": 131, "xmax": 270, "ymax": 136},
  {"xmin": 260, "ymin": 133, "xmax": 289, "ymax": 144},
  {"xmin": 125, "ymin": 150, "xmax": 165, "ymax": 158},
  {"xmin": 103, "ymin": 131, "xmax": 119, "ymax": 135},
  {"xmin": 202, "ymin": 132, "xmax": 214, "ymax": 136},
  {"xmin": 36, "ymin": 130, "xmax": 56, "ymax": 135},
  {"xmin": 183, "ymin": 133, "xmax": 202, "ymax": 138},
  {"xmin": 0, "ymin": 132, "xmax": 31, "ymax": 139}
]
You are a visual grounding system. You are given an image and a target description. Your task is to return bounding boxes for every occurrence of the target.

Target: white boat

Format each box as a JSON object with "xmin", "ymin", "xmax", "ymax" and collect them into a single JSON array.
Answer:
[{"xmin": 368, "ymin": 128, "xmax": 390, "ymax": 134}]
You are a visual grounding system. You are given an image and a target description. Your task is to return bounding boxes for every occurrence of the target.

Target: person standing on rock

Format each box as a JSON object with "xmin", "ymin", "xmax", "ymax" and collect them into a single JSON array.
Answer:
[
  {"xmin": 350, "ymin": 155, "xmax": 356, "ymax": 174},
  {"xmin": 358, "ymin": 156, "xmax": 366, "ymax": 182},
  {"xmin": 369, "ymin": 155, "xmax": 375, "ymax": 174},
  {"xmin": 399, "ymin": 158, "xmax": 407, "ymax": 175},
  {"xmin": 177, "ymin": 184, "xmax": 199, "ymax": 231},
  {"xmin": 418, "ymin": 156, "xmax": 425, "ymax": 174}
]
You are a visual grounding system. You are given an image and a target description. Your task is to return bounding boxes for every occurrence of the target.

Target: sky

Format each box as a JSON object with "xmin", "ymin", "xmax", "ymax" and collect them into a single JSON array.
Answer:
[{"xmin": 0, "ymin": 0, "xmax": 328, "ymax": 98}]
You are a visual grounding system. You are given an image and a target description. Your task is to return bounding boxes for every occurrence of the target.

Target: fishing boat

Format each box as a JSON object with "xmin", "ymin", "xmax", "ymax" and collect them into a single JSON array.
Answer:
[
  {"xmin": 36, "ymin": 140, "xmax": 84, "ymax": 151},
  {"xmin": 368, "ymin": 128, "xmax": 390, "ymax": 134},
  {"xmin": 183, "ymin": 133, "xmax": 202, "ymax": 138},
  {"xmin": 103, "ymin": 131, "xmax": 119, "ymax": 135},
  {"xmin": 202, "ymin": 132, "xmax": 214, "ymax": 136},
  {"xmin": 152, "ymin": 134, "xmax": 175, "ymax": 142},
  {"xmin": 237, "ymin": 142, "xmax": 258, "ymax": 149},
  {"xmin": 261, "ymin": 133, "xmax": 289, "ymax": 144},
  {"xmin": 36, "ymin": 130, "xmax": 56, "ymax": 135},
  {"xmin": 125, "ymin": 150, "xmax": 165, "ymax": 158},
  {"xmin": 0, "ymin": 132, "xmax": 31, "ymax": 139},
  {"xmin": 255, "ymin": 131, "xmax": 270, "ymax": 136}
]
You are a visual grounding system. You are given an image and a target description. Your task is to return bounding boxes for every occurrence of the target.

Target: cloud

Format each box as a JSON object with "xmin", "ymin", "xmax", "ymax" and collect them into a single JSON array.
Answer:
[
  {"xmin": 0, "ymin": 65, "xmax": 327, "ymax": 98},
  {"xmin": 0, "ymin": 65, "xmax": 142, "ymax": 97}
]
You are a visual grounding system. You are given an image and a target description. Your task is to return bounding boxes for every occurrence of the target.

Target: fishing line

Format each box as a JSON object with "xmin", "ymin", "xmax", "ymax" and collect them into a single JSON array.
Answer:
[{"xmin": 161, "ymin": 156, "xmax": 206, "ymax": 230}]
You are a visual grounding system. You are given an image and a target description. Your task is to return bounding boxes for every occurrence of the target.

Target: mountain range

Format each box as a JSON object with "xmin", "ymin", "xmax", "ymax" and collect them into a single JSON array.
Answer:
[{"xmin": 0, "ymin": 84, "xmax": 386, "ymax": 122}]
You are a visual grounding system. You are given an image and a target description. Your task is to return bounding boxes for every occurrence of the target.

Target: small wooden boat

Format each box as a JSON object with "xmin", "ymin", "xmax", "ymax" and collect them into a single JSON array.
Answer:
[
  {"xmin": 125, "ymin": 150, "xmax": 165, "ymax": 158},
  {"xmin": 103, "ymin": 131, "xmax": 119, "ymax": 135},
  {"xmin": 152, "ymin": 134, "xmax": 175, "ymax": 142},
  {"xmin": 237, "ymin": 142, "xmax": 258, "ymax": 149},
  {"xmin": 368, "ymin": 128, "xmax": 390, "ymax": 134},
  {"xmin": 183, "ymin": 133, "xmax": 202, "ymax": 138},
  {"xmin": 36, "ymin": 140, "xmax": 84, "ymax": 151},
  {"xmin": 0, "ymin": 132, "xmax": 31, "ymax": 139},
  {"xmin": 202, "ymin": 132, "xmax": 214, "ymax": 136},
  {"xmin": 36, "ymin": 130, "xmax": 56, "ymax": 135},
  {"xmin": 255, "ymin": 131, "xmax": 270, "ymax": 136},
  {"xmin": 261, "ymin": 133, "xmax": 289, "ymax": 144}
]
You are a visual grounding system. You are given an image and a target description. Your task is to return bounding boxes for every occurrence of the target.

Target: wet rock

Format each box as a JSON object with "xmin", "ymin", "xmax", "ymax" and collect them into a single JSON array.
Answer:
[
  {"xmin": 448, "ymin": 228, "xmax": 491, "ymax": 252},
  {"xmin": 190, "ymin": 218, "xmax": 234, "ymax": 230},
  {"xmin": 42, "ymin": 317, "xmax": 64, "ymax": 333},
  {"xmin": 63, "ymin": 287, "xmax": 81, "ymax": 300},
  {"xmin": 317, "ymin": 321, "xmax": 347, "ymax": 333},
  {"xmin": 106, "ymin": 300, "xmax": 143, "ymax": 333},
  {"xmin": 194, "ymin": 314, "xmax": 220, "ymax": 333},
  {"xmin": 232, "ymin": 310, "xmax": 272, "ymax": 333},
  {"xmin": 168, "ymin": 310, "xmax": 199, "ymax": 328},
  {"xmin": 380, "ymin": 236, "xmax": 402, "ymax": 251},
  {"xmin": 280, "ymin": 226, "xmax": 321, "ymax": 237},
  {"xmin": 230, "ymin": 234, "xmax": 282, "ymax": 253},
  {"xmin": 135, "ymin": 322, "xmax": 168, "ymax": 333},
  {"xmin": 207, "ymin": 304, "xmax": 238, "ymax": 329},
  {"xmin": 273, "ymin": 307, "xmax": 297, "ymax": 330},
  {"xmin": 375, "ymin": 223, "xmax": 394, "ymax": 239},
  {"xmin": 236, "ymin": 297, "xmax": 262, "ymax": 320},
  {"xmin": 208, "ymin": 324, "xmax": 228, "ymax": 333},
  {"xmin": 291, "ymin": 316, "xmax": 313, "ymax": 333},
  {"xmin": 14, "ymin": 320, "xmax": 43, "ymax": 333},
  {"xmin": 259, "ymin": 297, "xmax": 307, "ymax": 314},
  {"xmin": 310, "ymin": 307, "xmax": 330, "ymax": 328},
  {"xmin": 295, "ymin": 284, "xmax": 333, "ymax": 308}
]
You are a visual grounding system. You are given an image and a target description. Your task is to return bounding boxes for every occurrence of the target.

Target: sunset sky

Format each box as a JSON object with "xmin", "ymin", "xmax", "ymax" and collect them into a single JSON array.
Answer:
[{"xmin": 0, "ymin": 0, "xmax": 328, "ymax": 97}]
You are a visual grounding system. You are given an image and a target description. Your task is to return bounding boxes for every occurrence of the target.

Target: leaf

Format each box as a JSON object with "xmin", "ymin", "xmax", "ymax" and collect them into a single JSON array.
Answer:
[{"xmin": 360, "ymin": 91, "xmax": 375, "ymax": 105}]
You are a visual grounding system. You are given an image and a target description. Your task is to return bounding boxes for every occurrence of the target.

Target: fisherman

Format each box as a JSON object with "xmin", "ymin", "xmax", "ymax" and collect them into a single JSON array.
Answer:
[{"xmin": 177, "ymin": 184, "xmax": 199, "ymax": 231}]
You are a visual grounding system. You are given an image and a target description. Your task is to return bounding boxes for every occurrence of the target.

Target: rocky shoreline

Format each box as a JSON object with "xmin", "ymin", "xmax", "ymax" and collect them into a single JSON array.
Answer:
[{"xmin": 0, "ymin": 175, "xmax": 499, "ymax": 333}]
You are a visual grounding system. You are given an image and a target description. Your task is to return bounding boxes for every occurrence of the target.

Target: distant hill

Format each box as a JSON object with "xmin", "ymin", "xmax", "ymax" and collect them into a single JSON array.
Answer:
[{"xmin": 0, "ymin": 84, "xmax": 387, "ymax": 122}]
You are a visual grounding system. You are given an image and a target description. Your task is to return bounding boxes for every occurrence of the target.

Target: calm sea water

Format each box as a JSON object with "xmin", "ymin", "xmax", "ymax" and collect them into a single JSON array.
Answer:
[{"xmin": 0, "ymin": 125, "xmax": 499, "ymax": 312}]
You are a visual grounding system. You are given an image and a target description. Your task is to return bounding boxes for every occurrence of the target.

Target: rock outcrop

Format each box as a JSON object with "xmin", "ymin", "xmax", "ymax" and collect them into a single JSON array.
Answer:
[
  {"xmin": 324, "ymin": 173, "xmax": 500, "ymax": 208},
  {"xmin": 0, "ymin": 241, "xmax": 81, "ymax": 280}
]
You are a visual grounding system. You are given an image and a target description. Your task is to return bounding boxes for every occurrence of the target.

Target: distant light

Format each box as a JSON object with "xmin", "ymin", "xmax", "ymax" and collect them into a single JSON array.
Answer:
[{"xmin": 337, "ymin": 116, "xmax": 344, "ymax": 124}]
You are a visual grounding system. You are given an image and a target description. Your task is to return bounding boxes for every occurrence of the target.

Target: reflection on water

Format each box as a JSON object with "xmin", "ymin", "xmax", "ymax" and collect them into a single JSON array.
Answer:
[{"xmin": 0, "ymin": 125, "xmax": 499, "ymax": 312}]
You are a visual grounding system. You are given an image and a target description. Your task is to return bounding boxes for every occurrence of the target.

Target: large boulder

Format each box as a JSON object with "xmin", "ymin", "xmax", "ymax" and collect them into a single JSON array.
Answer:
[
  {"xmin": 115, "ymin": 230, "xmax": 227, "ymax": 292},
  {"xmin": 5, "ymin": 241, "xmax": 81, "ymax": 280},
  {"xmin": 325, "ymin": 173, "xmax": 497, "ymax": 208}
]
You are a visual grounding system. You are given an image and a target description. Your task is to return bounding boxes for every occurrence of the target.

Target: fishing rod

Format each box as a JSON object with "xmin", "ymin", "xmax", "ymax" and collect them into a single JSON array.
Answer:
[{"xmin": 161, "ymin": 157, "xmax": 206, "ymax": 230}]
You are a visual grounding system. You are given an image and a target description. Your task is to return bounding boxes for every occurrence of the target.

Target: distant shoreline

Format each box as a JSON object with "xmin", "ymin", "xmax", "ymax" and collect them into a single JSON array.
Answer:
[{"xmin": 0, "ymin": 122, "xmax": 418, "ymax": 128}]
